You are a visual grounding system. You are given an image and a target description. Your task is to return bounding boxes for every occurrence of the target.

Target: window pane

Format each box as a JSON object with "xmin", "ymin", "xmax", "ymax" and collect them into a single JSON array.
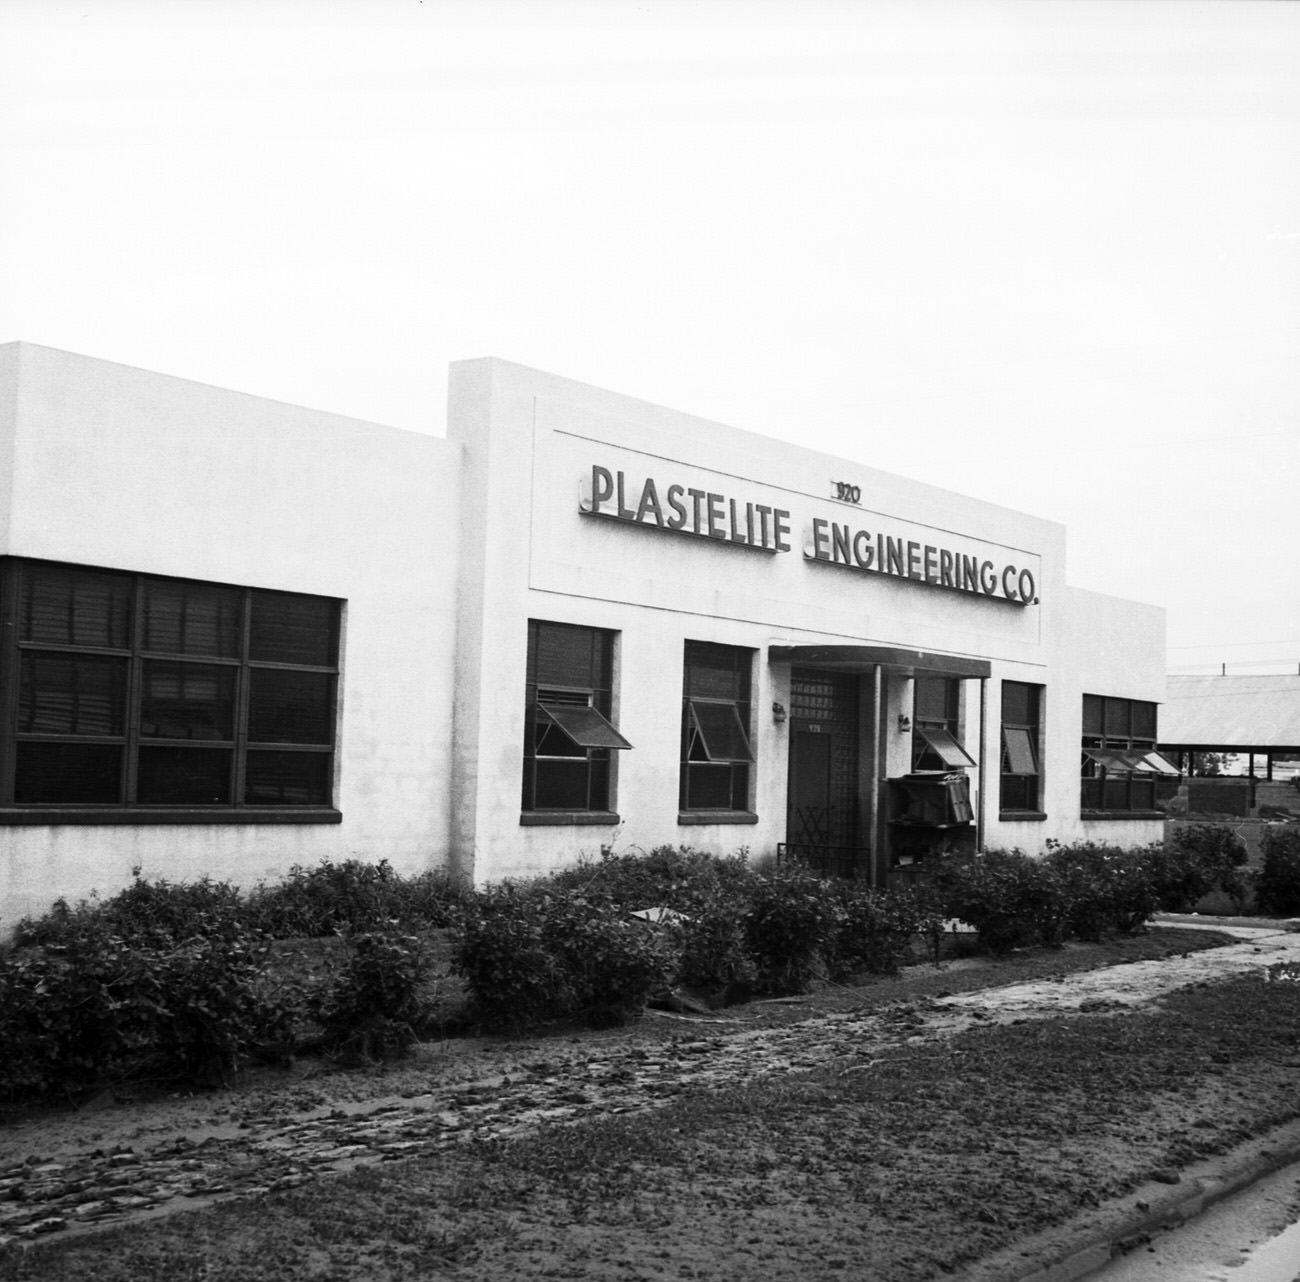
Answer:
[
  {"xmin": 532, "ymin": 758, "xmax": 592, "ymax": 809},
  {"xmin": 245, "ymin": 751, "xmax": 331, "ymax": 806},
  {"xmin": 915, "ymin": 677, "xmax": 955, "ymax": 723},
  {"xmin": 248, "ymin": 669, "xmax": 334, "ymax": 744},
  {"xmin": 1103, "ymin": 778, "xmax": 1130, "ymax": 810},
  {"xmin": 20, "ymin": 564, "xmax": 133, "ymax": 649},
  {"xmin": 690, "ymin": 701, "xmax": 753, "ymax": 761},
  {"xmin": 137, "ymin": 747, "xmax": 232, "ymax": 805},
  {"xmin": 1104, "ymin": 699, "xmax": 1131, "ymax": 737},
  {"xmin": 531, "ymin": 622, "xmax": 608, "ymax": 690},
  {"xmin": 1001, "ymin": 681, "xmax": 1033, "ymax": 726},
  {"xmin": 537, "ymin": 703, "xmax": 631, "ymax": 750},
  {"xmin": 249, "ymin": 591, "xmax": 337, "ymax": 666},
  {"xmin": 1131, "ymin": 701, "xmax": 1156, "ymax": 739},
  {"xmin": 685, "ymin": 762, "xmax": 735, "ymax": 809},
  {"xmin": 1002, "ymin": 726, "xmax": 1038, "ymax": 775},
  {"xmin": 15, "ymin": 742, "xmax": 122, "ymax": 803},
  {"xmin": 685, "ymin": 644, "xmax": 747, "ymax": 701},
  {"xmin": 143, "ymin": 580, "xmax": 242, "ymax": 657},
  {"xmin": 1082, "ymin": 695, "xmax": 1104, "ymax": 736},
  {"xmin": 1001, "ymin": 774, "xmax": 1034, "ymax": 811},
  {"xmin": 140, "ymin": 661, "xmax": 235, "ymax": 740},
  {"xmin": 19, "ymin": 653, "xmax": 127, "ymax": 735}
]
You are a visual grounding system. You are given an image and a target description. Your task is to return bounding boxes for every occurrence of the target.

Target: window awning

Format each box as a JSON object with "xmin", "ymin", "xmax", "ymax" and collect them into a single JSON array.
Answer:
[
  {"xmin": 537, "ymin": 703, "xmax": 632, "ymax": 750},
  {"xmin": 1002, "ymin": 726, "xmax": 1038, "ymax": 775},
  {"xmin": 1082, "ymin": 747, "xmax": 1179, "ymax": 776},
  {"xmin": 767, "ymin": 645, "xmax": 991, "ymax": 679},
  {"xmin": 918, "ymin": 726, "xmax": 976, "ymax": 768}
]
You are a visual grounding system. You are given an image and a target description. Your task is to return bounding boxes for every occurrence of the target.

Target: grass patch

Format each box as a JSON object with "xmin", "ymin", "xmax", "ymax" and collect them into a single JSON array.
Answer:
[{"xmin": 5, "ymin": 967, "xmax": 1299, "ymax": 1282}]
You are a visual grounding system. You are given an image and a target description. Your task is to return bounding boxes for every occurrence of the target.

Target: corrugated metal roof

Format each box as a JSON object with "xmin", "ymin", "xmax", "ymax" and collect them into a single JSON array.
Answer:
[{"xmin": 1159, "ymin": 675, "xmax": 1300, "ymax": 750}]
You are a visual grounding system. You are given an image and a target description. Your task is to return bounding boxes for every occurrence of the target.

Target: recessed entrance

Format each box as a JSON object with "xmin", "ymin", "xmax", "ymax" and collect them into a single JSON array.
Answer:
[{"xmin": 784, "ymin": 668, "xmax": 865, "ymax": 877}]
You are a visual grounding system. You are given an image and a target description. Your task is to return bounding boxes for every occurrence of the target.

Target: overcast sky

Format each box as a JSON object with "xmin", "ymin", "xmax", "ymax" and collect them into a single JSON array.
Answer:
[{"xmin": 2, "ymin": 0, "xmax": 1297, "ymax": 675}]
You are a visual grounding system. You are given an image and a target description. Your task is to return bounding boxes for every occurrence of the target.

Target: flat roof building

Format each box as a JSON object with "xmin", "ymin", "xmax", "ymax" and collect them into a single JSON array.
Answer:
[{"xmin": 0, "ymin": 343, "xmax": 1172, "ymax": 930}]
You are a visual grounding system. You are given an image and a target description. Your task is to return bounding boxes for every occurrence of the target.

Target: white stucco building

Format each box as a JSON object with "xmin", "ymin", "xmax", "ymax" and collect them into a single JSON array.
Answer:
[{"xmin": 0, "ymin": 343, "xmax": 1173, "ymax": 931}]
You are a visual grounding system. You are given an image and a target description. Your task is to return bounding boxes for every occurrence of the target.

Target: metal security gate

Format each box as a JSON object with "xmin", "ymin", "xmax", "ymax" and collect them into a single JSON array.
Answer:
[{"xmin": 783, "ymin": 668, "xmax": 864, "ymax": 876}]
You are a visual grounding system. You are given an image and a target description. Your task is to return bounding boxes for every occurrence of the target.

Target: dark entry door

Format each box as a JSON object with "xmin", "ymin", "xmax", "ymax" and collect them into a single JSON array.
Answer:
[{"xmin": 785, "ymin": 669, "xmax": 861, "ymax": 874}]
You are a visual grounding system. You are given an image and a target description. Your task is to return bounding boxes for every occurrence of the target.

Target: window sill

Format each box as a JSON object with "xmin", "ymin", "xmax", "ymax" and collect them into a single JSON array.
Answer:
[
  {"xmin": 0, "ymin": 808, "xmax": 342, "ymax": 826},
  {"xmin": 678, "ymin": 810, "xmax": 759, "ymax": 826},
  {"xmin": 1080, "ymin": 810, "xmax": 1166, "ymax": 821},
  {"xmin": 998, "ymin": 811, "xmax": 1047, "ymax": 822},
  {"xmin": 520, "ymin": 811, "xmax": 621, "ymax": 827}
]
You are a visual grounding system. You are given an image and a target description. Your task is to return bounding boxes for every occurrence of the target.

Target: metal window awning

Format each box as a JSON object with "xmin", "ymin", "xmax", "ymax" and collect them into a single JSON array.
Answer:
[
  {"xmin": 687, "ymin": 700, "xmax": 753, "ymax": 762},
  {"xmin": 1002, "ymin": 726, "xmax": 1039, "ymax": 775},
  {"xmin": 767, "ymin": 645, "xmax": 991, "ymax": 679},
  {"xmin": 536, "ymin": 703, "xmax": 633, "ymax": 750},
  {"xmin": 918, "ymin": 726, "xmax": 976, "ymax": 768},
  {"xmin": 1082, "ymin": 747, "xmax": 1179, "ymax": 776}
]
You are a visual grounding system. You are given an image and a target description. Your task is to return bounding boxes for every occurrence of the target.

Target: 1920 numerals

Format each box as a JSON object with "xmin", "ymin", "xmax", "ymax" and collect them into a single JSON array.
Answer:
[{"xmin": 833, "ymin": 481, "xmax": 861, "ymax": 504}]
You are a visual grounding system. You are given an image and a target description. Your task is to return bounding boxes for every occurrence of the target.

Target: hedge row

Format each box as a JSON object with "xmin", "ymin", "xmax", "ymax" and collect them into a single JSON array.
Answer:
[{"xmin": 4, "ymin": 826, "xmax": 1297, "ymax": 1102}]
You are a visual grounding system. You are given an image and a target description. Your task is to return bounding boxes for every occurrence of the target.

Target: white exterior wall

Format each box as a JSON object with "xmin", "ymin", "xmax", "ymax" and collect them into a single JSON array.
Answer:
[
  {"xmin": 447, "ymin": 358, "xmax": 1169, "ymax": 886},
  {"xmin": 0, "ymin": 343, "xmax": 460, "ymax": 930}
]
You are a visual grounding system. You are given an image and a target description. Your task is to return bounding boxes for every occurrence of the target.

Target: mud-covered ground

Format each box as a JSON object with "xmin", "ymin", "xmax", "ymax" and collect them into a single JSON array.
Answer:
[{"xmin": 4, "ymin": 919, "xmax": 1300, "ymax": 1280}]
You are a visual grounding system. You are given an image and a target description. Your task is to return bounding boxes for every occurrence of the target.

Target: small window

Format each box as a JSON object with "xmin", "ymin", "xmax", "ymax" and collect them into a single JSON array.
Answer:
[
  {"xmin": 912, "ymin": 677, "xmax": 971, "ymax": 771},
  {"xmin": 522, "ymin": 621, "xmax": 628, "ymax": 813},
  {"xmin": 681, "ymin": 642, "xmax": 753, "ymax": 812},
  {"xmin": 1000, "ymin": 681, "xmax": 1042, "ymax": 813},
  {"xmin": 0, "ymin": 558, "xmax": 339, "ymax": 817}
]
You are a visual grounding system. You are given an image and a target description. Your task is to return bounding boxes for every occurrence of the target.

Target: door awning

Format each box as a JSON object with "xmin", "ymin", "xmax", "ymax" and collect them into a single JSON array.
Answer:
[{"xmin": 768, "ymin": 645, "xmax": 992, "ymax": 679}]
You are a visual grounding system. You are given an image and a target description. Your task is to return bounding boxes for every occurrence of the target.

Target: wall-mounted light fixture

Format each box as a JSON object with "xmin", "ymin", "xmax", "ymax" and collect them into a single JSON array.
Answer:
[
  {"xmin": 897, "ymin": 713, "xmax": 912, "ymax": 733},
  {"xmin": 772, "ymin": 702, "xmax": 788, "ymax": 724}
]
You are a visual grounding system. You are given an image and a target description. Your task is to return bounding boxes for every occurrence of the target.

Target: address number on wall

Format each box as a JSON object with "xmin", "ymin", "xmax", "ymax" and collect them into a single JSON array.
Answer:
[{"xmin": 833, "ymin": 481, "xmax": 861, "ymax": 504}]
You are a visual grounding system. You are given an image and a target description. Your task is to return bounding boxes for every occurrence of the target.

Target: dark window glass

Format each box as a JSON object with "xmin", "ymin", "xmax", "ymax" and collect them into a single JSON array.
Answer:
[
  {"xmin": 140, "ymin": 661, "xmax": 236, "ymax": 740},
  {"xmin": 248, "ymin": 669, "xmax": 334, "ymax": 744},
  {"xmin": 143, "ymin": 580, "xmax": 242, "ymax": 657},
  {"xmin": 1131, "ymin": 701, "xmax": 1157, "ymax": 740},
  {"xmin": 1000, "ymin": 681, "xmax": 1042, "ymax": 812},
  {"xmin": 913, "ymin": 678, "xmax": 966, "ymax": 771},
  {"xmin": 20, "ymin": 565, "xmax": 133, "ymax": 649},
  {"xmin": 2, "ymin": 560, "xmax": 339, "ymax": 812},
  {"xmin": 249, "ymin": 591, "xmax": 337, "ymax": 666},
  {"xmin": 15, "ymin": 743, "xmax": 122, "ymax": 804},
  {"xmin": 914, "ymin": 677, "xmax": 955, "ymax": 724},
  {"xmin": 1080, "ymin": 694, "xmax": 1165, "ymax": 813},
  {"xmin": 522, "ymin": 621, "xmax": 623, "ymax": 812},
  {"xmin": 19, "ymin": 653, "xmax": 127, "ymax": 736},
  {"xmin": 1104, "ymin": 699, "xmax": 1131, "ymax": 737},
  {"xmin": 1081, "ymin": 695, "xmax": 1104, "ymax": 736},
  {"xmin": 137, "ymin": 747, "xmax": 232, "ymax": 805},
  {"xmin": 680, "ymin": 642, "xmax": 752, "ymax": 811},
  {"xmin": 245, "ymin": 751, "xmax": 332, "ymax": 806}
]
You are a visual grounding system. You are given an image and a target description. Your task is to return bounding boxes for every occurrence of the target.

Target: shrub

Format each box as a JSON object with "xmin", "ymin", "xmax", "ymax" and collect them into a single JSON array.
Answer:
[
  {"xmin": 1158, "ymin": 824, "xmax": 1250, "ymax": 911},
  {"xmin": 743, "ymin": 864, "xmax": 840, "ymax": 994},
  {"xmin": 928, "ymin": 850, "xmax": 1067, "ymax": 954},
  {"xmin": 454, "ymin": 886, "xmax": 674, "ymax": 1030},
  {"xmin": 0, "ymin": 929, "xmax": 277, "ymax": 1100},
  {"xmin": 311, "ymin": 931, "xmax": 436, "ymax": 1061},
  {"xmin": 545, "ymin": 845, "xmax": 758, "ymax": 914},
  {"xmin": 823, "ymin": 884, "xmax": 937, "ymax": 981},
  {"xmin": 1255, "ymin": 826, "xmax": 1300, "ymax": 917},
  {"xmin": 672, "ymin": 881, "xmax": 758, "ymax": 996},
  {"xmin": 1046, "ymin": 842, "xmax": 1158, "ymax": 940},
  {"xmin": 14, "ymin": 870, "xmax": 249, "ymax": 950}
]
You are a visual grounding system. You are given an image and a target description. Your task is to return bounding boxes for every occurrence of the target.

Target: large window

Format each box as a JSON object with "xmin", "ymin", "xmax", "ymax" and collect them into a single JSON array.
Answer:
[
  {"xmin": 0, "ymin": 559, "xmax": 340, "ymax": 818},
  {"xmin": 680, "ymin": 642, "xmax": 753, "ymax": 815},
  {"xmin": 522, "ymin": 621, "xmax": 629, "ymax": 817},
  {"xmin": 1080, "ymin": 694, "xmax": 1178, "ymax": 814},
  {"xmin": 1000, "ymin": 681, "xmax": 1042, "ymax": 813},
  {"xmin": 912, "ymin": 677, "xmax": 975, "ymax": 771}
]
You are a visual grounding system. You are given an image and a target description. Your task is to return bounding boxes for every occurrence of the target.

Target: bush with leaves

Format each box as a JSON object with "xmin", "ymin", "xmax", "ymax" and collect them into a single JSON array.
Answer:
[
  {"xmin": 0, "ymin": 926, "xmax": 278, "ymax": 1101},
  {"xmin": 1255, "ymin": 825, "xmax": 1300, "ymax": 917},
  {"xmin": 672, "ymin": 880, "xmax": 758, "ymax": 997},
  {"xmin": 1046, "ymin": 842, "xmax": 1158, "ymax": 940},
  {"xmin": 1154, "ymin": 824, "xmax": 1250, "ymax": 912},
  {"xmin": 823, "ymin": 883, "xmax": 937, "ymax": 981},
  {"xmin": 310, "ymin": 931, "xmax": 435, "ymax": 1061},
  {"xmin": 454, "ymin": 886, "xmax": 674, "ymax": 1031},
  {"xmin": 743, "ymin": 864, "xmax": 841, "ymax": 994},
  {"xmin": 545, "ymin": 845, "xmax": 758, "ymax": 914},
  {"xmin": 926, "ymin": 849, "xmax": 1068, "ymax": 954},
  {"xmin": 14, "ymin": 870, "xmax": 250, "ymax": 951}
]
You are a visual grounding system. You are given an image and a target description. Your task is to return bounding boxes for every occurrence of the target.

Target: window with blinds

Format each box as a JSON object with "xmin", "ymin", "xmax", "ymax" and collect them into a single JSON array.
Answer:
[
  {"xmin": 522, "ymin": 620, "xmax": 629, "ymax": 815},
  {"xmin": 0, "ymin": 559, "xmax": 340, "ymax": 818},
  {"xmin": 680, "ymin": 641, "xmax": 753, "ymax": 813}
]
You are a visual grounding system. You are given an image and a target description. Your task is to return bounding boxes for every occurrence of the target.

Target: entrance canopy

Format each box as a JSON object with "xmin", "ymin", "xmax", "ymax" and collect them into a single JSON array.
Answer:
[{"xmin": 768, "ymin": 645, "xmax": 991, "ymax": 679}]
